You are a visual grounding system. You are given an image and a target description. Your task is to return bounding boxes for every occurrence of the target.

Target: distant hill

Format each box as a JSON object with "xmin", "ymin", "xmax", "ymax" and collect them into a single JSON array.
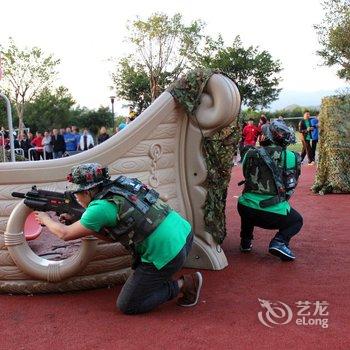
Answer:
[
  {"xmin": 281, "ymin": 103, "xmax": 320, "ymax": 111},
  {"xmin": 268, "ymin": 89, "xmax": 340, "ymax": 111}
]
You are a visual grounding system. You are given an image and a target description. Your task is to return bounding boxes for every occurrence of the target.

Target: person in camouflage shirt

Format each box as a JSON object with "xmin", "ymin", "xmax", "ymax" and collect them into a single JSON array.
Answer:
[
  {"xmin": 237, "ymin": 120, "xmax": 303, "ymax": 261},
  {"xmin": 35, "ymin": 163, "xmax": 203, "ymax": 314}
]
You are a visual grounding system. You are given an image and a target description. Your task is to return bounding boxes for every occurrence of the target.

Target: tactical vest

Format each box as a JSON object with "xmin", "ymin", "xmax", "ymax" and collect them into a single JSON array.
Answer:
[
  {"xmin": 241, "ymin": 146, "xmax": 301, "ymax": 208},
  {"xmin": 94, "ymin": 176, "xmax": 171, "ymax": 250}
]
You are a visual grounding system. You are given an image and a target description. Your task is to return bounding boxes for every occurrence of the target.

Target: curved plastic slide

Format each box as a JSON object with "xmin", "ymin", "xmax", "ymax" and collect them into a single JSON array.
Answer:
[{"xmin": 0, "ymin": 74, "xmax": 241, "ymax": 294}]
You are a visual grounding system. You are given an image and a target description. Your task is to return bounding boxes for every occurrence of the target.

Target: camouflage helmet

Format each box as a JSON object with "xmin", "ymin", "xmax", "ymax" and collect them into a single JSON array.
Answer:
[
  {"xmin": 67, "ymin": 163, "xmax": 110, "ymax": 193},
  {"xmin": 262, "ymin": 120, "xmax": 296, "ymax": 147}
]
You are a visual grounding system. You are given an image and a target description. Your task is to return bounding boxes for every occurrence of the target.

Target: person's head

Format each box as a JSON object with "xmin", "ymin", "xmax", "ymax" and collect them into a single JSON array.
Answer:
[
  {"xmin": 118, "ymin": 123, "xmax": 126, "ymax": 131},
  {"xmin": 60, "ymin": 128, "xmax": 65, "ymax": 135},
  {"xmin": 53, "ymin": 128, "xmax": 58, "ymax": 136},
  {"xmin": 247, "ymin": 118, "xmax": 254, "ymax": 125},
  {"xmin": 71, "ymin": 125, "xmax": 77, "ymax": 132},
  {"xmin": 260, "ymin": 115, "xmax": 268, "ymax": 124},
  {"xmin": 67, "ymin": 163, "xmax": 110, "ymax": 208},
  {"xmin": 263, "ymin": 120, "xmax": 296, "ymax": 147},
  {"xmin": 304, "ymin": 111, "xmax": 310, "ymax": 119},
  {"xmin": 66, "ymin": 127, "xmax": 71, "ymax": 134},
  {"xmin": 100, "ymin": 126, "xmax": 107, "ymax": 134},
  {"xmin": 36, "ymin": 131, "xmax": 42, "ymax": 137},
  {"xmin": 83, "ymin": 128, "xmax": 89, "ymax": 135},
  {"xmin": 44, "ymin": 131, "xmax": 49, "ymax": 137},
  {"xmin": 278, "ymin": 115, "xmax": 284, "ymax": 120},
  {"xmin": 28, "ymin": 131, "xmax": 33, "ymax": 139}
]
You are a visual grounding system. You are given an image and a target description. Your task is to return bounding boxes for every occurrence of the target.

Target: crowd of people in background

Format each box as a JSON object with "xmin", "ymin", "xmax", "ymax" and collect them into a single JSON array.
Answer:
[
  {"xmin": 238, "ymin": 111, "xmax": 319, "ymax": 164},
  {"xmin": 2, "ymin": 107, "xmax": 319, "ymax": 164},
  {"xmin": 0, "ymin": 107, "xmax": 138, "ymax": 161}
]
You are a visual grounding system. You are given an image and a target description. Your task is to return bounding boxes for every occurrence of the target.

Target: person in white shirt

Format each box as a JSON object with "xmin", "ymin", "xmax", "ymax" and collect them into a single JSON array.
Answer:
[{"xmin": 79, "ymin": 128, "xmax": 94, "ymax": 151}]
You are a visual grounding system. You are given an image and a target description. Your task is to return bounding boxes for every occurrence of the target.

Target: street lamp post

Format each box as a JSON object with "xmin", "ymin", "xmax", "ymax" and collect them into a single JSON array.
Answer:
[{"xmin": 109, "ymin": 96, "xmax": 116, "ymax": 131}]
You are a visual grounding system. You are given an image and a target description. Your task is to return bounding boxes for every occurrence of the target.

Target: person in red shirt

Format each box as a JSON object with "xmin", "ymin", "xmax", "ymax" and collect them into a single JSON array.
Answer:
[
  {"xmin": 31, "ymin": 131, "xmax": 44, "ymax": 160},
  {"xmin": 242, "ymin": 118, "xmax": 259, "ymax": 146}
]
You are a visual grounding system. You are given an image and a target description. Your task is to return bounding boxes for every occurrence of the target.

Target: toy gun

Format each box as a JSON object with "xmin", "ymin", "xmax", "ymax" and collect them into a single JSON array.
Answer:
[{"xmin": 12, "ymin": 186, "xmax": 85, "ymax": 223}]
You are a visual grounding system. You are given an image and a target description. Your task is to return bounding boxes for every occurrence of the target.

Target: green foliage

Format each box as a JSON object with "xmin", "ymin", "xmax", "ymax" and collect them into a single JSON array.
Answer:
[
  {"xmin": 312, "ymin": 94, "xmax": 350, "ymax": 193},
  {"xmin": 195, "ymin": 36, "xmax": 282, "ymax": 108},
  {"xmin": 112, "ymin": 58, "xmax": 152, "ymax": 114},
  {"xmin": 0, "ymin": 38, "xmax": 60, "ymax": 128},
  {"xmin": 69, "ymin": 107, "xmax": 113, "ymax": 136},
  {"xmin": 315, "ymin": 0, "xmax": 350, "ymax": 81},
  {"xmin": 0, "ymin": 148, "xmax": 25, "ymax": 162},
  {"xmin": 168, "ymin": 69, "xmax": 239, "ymax": 243},
  {"xmin": 24, "ymin": 86, "xmax": 75, "ymax": 132},
  {"xmin": 115, "ymin": 115, "xmax": 126, "ymax": 128},
  {"xmin": 112, "ymin": 13, "xmax": 282, "ymax": 112},
  {"xmin": 0, "ymin": 99, "xmax": 17, "ymax": 128},
  {"xmin": 112, "ymin": 13, "xmax": 205, "ymax": 108},
  {"xmin": 240, "ymin": 106, "xmax": 319, "ymax": 130}
]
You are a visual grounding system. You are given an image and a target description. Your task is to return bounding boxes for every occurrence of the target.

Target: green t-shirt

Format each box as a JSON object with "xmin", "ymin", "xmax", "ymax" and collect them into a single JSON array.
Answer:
[
  {"xmin": 238, "ymin": 149, "xmax": 296, "ymax": 215},
  {"xmin": 304, "ymin": 120, "xmax": 311, "ymax": 141},
  {"xmin": 80, "ymin": 199, "xmax": 191, "ymax": 269}
]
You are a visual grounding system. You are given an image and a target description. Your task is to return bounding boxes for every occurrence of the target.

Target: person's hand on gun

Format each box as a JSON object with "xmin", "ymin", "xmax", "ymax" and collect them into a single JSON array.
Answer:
[
  {"xmin": 34, "ymin": 211, "xmax": 51, "ymax": 226},
  {"xmin": 59, "ymin": 213, "xmax": 74, "ymax": 225}
]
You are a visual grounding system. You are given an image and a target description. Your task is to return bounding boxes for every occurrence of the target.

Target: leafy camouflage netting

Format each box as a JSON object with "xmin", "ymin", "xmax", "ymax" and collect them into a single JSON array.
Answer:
[
  {"xmin": 312, "ymin": 95, "xmax": 350, "ymax": 194},
  {"xmin": 168, "ymin": 69, "xmax": 240, "ymax": 244}
]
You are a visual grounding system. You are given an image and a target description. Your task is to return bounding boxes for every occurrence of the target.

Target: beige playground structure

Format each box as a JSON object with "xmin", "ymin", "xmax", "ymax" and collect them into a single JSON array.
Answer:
[{"xmin": 0, "ymin": 73, "xmax": 240, "ymax": 294}]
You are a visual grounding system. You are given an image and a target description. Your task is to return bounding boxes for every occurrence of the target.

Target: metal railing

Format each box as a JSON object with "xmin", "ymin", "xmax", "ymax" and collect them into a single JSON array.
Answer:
[{"xmin": 28, "ymin": 147, "xmax": 47, "ymax": 161}]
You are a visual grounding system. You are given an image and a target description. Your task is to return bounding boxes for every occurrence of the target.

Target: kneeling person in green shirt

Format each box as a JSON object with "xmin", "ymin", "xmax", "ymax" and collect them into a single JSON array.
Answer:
[
  {"xmin": 35, "ymin": 163, "xmax": 203, "ymax": 314},
  {"xmin": 237, "ymin": 120, "xmax": 303, "ymax": 261}
]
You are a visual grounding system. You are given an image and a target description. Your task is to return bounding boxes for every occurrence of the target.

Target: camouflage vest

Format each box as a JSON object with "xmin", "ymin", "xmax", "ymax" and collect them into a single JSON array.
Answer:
[
  {"xmin": 95, "ymin": 176, "xmax": 171, "ymax": 249},
  {"xmin": 242, "ymin": 146, "xmax": 300, "ymax": 207}
]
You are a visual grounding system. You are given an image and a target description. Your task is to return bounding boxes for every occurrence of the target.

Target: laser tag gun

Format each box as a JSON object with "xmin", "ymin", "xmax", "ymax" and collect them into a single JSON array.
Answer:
[{"xmin": 12, "ymin": 186, "xmax": 85, "ymax": 223}]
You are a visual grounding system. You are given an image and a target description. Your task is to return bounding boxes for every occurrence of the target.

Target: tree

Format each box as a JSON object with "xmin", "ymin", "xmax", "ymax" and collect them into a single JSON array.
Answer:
[
  {"xmin": 113, "ymin": 13, "xmax": 204, "ymax": 104},
  {"xmin": 112, "ymin": 15, "xmax": 282, "ymax": 111},
  {"xmin": 112, "ymin": 58, "xmax": 152, "ymax": 114},
  {"xmin": 69, "ymin": 107, "xmax": 113, "ymax": 136},
  {"xmin": 0, "ymin": 38, "xmax": 60, "ymax": 130},
  {"xmin": 315, "ymin": 0, "xmax": 350, "ymax": 81},
  {"xmin": 24, "ymin": 86, "xmax": 75, "ymax": 132},
  {"xmin": 194, "ymin": 36, "xmax": 283, "ymax": 109}
]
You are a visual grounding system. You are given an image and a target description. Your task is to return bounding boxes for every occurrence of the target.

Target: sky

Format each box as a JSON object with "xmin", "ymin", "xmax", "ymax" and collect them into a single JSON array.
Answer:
[{"xmin": 0, "ymin": 0, "xmax": 347, "ymax": 113}]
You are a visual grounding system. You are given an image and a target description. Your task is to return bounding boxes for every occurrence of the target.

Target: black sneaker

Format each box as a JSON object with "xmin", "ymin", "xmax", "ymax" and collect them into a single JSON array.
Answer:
[{"xmin": 240, "ymin": 239, "xmax": 252, "ymax": 253}]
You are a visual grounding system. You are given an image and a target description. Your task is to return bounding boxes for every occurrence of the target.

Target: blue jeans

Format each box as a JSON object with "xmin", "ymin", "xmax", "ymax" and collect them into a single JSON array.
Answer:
[{"xmin": 117, "ymin": 232, "xmax": 193, "ymax": 314}]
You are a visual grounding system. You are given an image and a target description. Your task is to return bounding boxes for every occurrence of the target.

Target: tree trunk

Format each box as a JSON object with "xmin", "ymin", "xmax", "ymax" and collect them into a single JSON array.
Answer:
[{"xmin": 150, "ymin": 74, "xmax": 160, "ymax": 102}]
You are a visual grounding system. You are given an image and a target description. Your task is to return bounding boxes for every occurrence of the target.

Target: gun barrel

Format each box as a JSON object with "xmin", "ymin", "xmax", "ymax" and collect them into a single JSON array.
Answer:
[{"xmin": 12, "ymin": 192, "xmax": 26, "ymax": 199}]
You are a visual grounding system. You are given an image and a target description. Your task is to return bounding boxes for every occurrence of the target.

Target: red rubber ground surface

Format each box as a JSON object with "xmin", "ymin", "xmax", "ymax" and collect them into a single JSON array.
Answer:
[{"xmin": 1, "ymin": 166, "xmax": 349, "ymax": 350}]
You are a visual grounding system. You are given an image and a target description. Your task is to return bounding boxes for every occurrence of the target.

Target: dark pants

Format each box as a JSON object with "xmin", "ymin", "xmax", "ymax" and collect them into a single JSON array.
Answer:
[
  {"xmin": 237, "ymin": 202, "xmax": 303, "ymax": 245},
  {"xmin": 311, "ymin": 140, "xmax": 318, "ymax": 162},
  {"xmin": 301, "ymin": 139, "xmax": 313, "ymax": 163},
  {"xmin": 117, "ymin": 232, "xmax": 193, "ymax": 315},
  {"xmin": 53, "ymin": 151, "xmax": 63, "ymax": 159}
]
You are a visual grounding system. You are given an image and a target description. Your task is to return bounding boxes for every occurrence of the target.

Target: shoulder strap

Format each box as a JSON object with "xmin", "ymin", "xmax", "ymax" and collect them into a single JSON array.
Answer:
[{"xmin": 256, "ymin": 147, "xmax": 285, "ymax": 194}]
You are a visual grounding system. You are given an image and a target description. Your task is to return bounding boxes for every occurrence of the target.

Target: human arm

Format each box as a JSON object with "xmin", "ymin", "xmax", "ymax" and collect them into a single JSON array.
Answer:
[{"xmin": 34, "ymin": 211, "xmax": 95, "ymax": 241}]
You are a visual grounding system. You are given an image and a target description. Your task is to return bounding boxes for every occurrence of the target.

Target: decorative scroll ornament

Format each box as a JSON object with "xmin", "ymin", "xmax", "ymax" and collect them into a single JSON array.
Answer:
[
  {"xmin": 168, "ymin": 69, "xmax": 241, "ymax": 244},
  {"xmin": 148, "ymin": 144, "xmax": 162, "ymax": 188}
]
